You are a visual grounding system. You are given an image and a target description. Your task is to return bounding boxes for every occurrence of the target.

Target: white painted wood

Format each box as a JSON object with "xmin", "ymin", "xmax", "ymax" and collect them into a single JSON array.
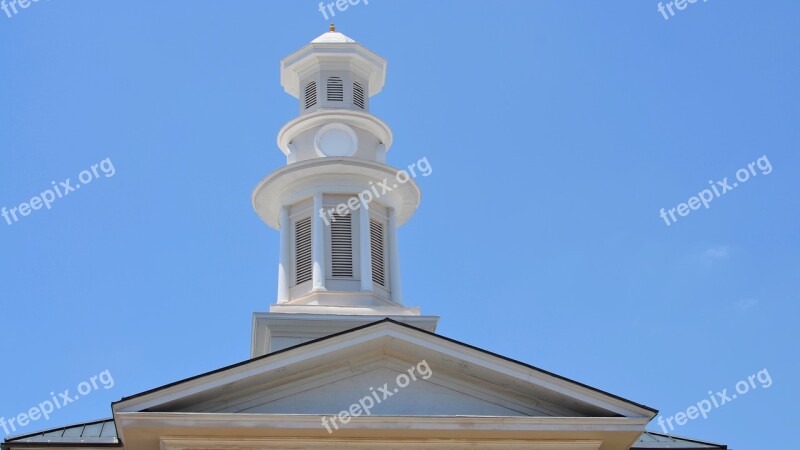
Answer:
[
  {"xmin": 281, "ymin": 30, "xmax": 386, "ymax": 98},
  {"xmin": 359, "ymin": 205, "xmax": 373, "ymax": 292},
  {"xmin": 161, "ymin": 437, "xmax": 603, "ymax": 450},
  {"xmin": 388, "ymin": 208, "xmax": 402, "ymax": 304},
  {"xmin": 277, "ymin": 111, "xmax": 392, "ymax": 159},
  {"xmin": 115, "ymin": 413, "xmax": 647, "ymax": 450},
  {"xmin": 119, "ymin": 410, "xmax": 650, "ymax": 434},
  {"xmin": 231, "ymin": 367, "xmax": 527, "ymax": 417},
  {"xmin": 312, "ymin": 192, "xmax": 326, "ymax": 292},
  {"xmin": 277, "ymin": 206, "xmax": 290, "ymax": 304},
  {"xmin": 251, "ymin": 312, "xmax": 439, "ymax": 356},
  {"xmin": 252, "ymin": 30, "xmax": 419, "ymax": 322},
  {"xmin": 253, "ymin": 159, "xmax": 420, "ymax": 230}
]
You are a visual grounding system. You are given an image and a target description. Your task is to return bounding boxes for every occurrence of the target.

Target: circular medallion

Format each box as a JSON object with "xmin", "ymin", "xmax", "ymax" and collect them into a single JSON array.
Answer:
[{"xmin": 314, "ymin": 123, "xmax": 358, "ymax": 157}]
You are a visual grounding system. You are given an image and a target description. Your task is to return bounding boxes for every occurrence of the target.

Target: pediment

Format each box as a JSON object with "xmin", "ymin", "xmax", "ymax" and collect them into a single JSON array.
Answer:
[
  {"xmin": 115, "ymin": 320, "xmax": 655, "ymax": 421},
  {"xmin": 174, "ymin": 358, "xmax": 557, "ymax": 417}
]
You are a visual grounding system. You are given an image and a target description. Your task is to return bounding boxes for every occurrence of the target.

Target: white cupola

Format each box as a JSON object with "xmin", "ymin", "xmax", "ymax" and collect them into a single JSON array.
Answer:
[
  {"xmin": 287, "ymin": 25, "xmax": 377, "ymax": 115},
  {"xmin": 250, "ymin": 26, "xmax": 439, "ymax": 356}
]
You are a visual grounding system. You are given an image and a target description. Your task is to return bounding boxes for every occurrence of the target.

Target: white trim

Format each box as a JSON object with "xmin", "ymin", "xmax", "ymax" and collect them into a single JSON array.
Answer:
[
  {"xmin": 277, "ymin": 110, "xmax": 392, "ymax": 156},
  {"xmin": 117, "ymin": 411, "xmax": 649, "ymax": 431},
  {"xmin": 250, "ymin": 313, "xmax": 439, "ymax": 357},
  {"xmin": 388, "ymin": 208, "xmax": 402, "ymax": 304},
  {"xmin": 280, "ymin": 43, "xmax": 387, "ymax": 98},
  {"xmin": 277, "ymin": 206, "xmax": 290, "ymax": 303},
  {"xmin": 161, "ymin": 436, "xmax": 603, "ymax": 450},
  {"xmin": 252, "ymin": 158, "xmax": 420, "ymax": 230},
  {"xmin": 312, "ymin": 193, "xmax": 326, "ymax": 292},
  {"xmin": 381, "ymin": 327, "xmax": 654, "ymax": 418},
  {"xmin": 359, "ymin": 204, "xmax": 373, "ymax": 292}
]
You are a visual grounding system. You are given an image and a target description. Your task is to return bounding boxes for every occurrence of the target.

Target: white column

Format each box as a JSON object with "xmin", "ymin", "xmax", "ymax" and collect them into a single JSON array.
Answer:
[
  {"xmin": 312, "ymin": 192, "xmax": 327, "ymax": 291},
  {"xmin": 388, "ymin": 207, "xmax": 402, "ymax": 304},
  {"xmin": 277, "ymin": 206, "xmax": 290, "ymax": 303},
  {"xmin": 359, "ymin": 203, "xmax": 373, "ymax": 292}
]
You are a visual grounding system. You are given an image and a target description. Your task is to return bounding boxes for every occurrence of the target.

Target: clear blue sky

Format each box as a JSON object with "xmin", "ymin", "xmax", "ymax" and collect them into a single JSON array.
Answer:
[{"xmin": 1, "ymin": 1, "xmax": 797, "ymax": 448}]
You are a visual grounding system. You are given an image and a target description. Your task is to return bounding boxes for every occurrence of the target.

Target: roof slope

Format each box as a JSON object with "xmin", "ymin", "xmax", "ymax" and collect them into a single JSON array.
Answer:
[
  {"xmin": 633, "ymin": 431, "xmax": 727, "ymax": 449},
  {"xmin": 114, "ymin": 318, "xmax": 657, "ymax": 416},
  {"xmin": 3, "ymin": 419, "xmax": 118, "ymax": 447}
]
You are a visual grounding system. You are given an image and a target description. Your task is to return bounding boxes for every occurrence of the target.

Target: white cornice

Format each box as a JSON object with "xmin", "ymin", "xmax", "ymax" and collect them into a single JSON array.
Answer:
[
  {"xmin": 117, "ymin": 411, "xmax": 649, "ymax": 432},
  {"xmin": 251, "ymin": 158, "xmax": 421, "ymax": 229},
  {"xmin": 161, "ymin": 437, "xmax": 603, "ymax": 450},
  {"xmin": 277, "ymin": 110, "xmax": 393, "ymax": 155}
]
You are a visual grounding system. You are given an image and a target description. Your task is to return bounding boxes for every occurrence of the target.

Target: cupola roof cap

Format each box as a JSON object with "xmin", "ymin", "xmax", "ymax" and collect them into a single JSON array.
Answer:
[
  {"xmin": 311, "ymin": 25, "xmax": 357, "ymax": 44},
  {"xmin": 280, "ymin": 28, "xmax": 386, "ymax": 98}
]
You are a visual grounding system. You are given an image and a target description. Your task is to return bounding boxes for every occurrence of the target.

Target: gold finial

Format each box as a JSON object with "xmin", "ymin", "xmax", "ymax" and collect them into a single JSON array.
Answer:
[{"xmin": 330, "ymin": 23, "xmax": 336, "ymax": 32}]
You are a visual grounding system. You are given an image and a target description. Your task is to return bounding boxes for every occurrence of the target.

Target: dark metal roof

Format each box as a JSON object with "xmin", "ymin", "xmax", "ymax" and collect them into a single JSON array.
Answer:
[
  {"xmin": 633, "ymin": 431, "xmax": 727, "ymax": 449},
  {"xmin": 2, "ymin": 418, "xmax": 119, "ymax": 448}
]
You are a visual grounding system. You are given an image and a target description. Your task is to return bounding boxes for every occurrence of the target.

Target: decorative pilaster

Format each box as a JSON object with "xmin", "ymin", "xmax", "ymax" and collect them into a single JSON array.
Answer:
[
  {"xmin": 359, "ymin": 204, "xmax": 373, "ymax": 292},
  {"xmin": 312, "ymin": 192, "xmax": 326, "ymax": 291},
  {"xmin": 388, "ymin": 207, "xmax": 402, "ymax": 304},
  {"xmin": 277, "ymin": 206, "xmax": 290, "ymax": 303}
]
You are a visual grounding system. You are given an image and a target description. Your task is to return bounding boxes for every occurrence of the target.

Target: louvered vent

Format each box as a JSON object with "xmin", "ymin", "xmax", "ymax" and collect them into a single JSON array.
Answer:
[
  {"xmin": 327, "ymin": 77, "xmax": 344, "ymax": 102},
  {"xmin": 370, "ymin": 219, "xmax": 385, "ymax": 287},
  {"xmin": 304, "ymin": 81, "xmax": 317, "ymax": 109},
  {"xmin": 330, "ymin": 213, "xmax": 353, "ymax": 277},
  {"xmin": 294, "ymin": 217, "xmax": 312, "ymax": 285},
  {"xmin": 353, "ymin": 81, "xmax": 365, "ymax": 109}
]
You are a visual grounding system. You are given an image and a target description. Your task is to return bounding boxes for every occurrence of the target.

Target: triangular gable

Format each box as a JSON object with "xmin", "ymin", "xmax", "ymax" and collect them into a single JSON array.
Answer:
[{"xmin": 114, "ymin": 319, "xmax": 656, "ymax": 420}]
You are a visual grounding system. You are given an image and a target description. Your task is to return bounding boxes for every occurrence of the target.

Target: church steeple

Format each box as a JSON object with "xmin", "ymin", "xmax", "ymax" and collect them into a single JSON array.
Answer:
[{"xmin": 250, "ymin": 28, "xmax": 438, "ymax": 356}]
